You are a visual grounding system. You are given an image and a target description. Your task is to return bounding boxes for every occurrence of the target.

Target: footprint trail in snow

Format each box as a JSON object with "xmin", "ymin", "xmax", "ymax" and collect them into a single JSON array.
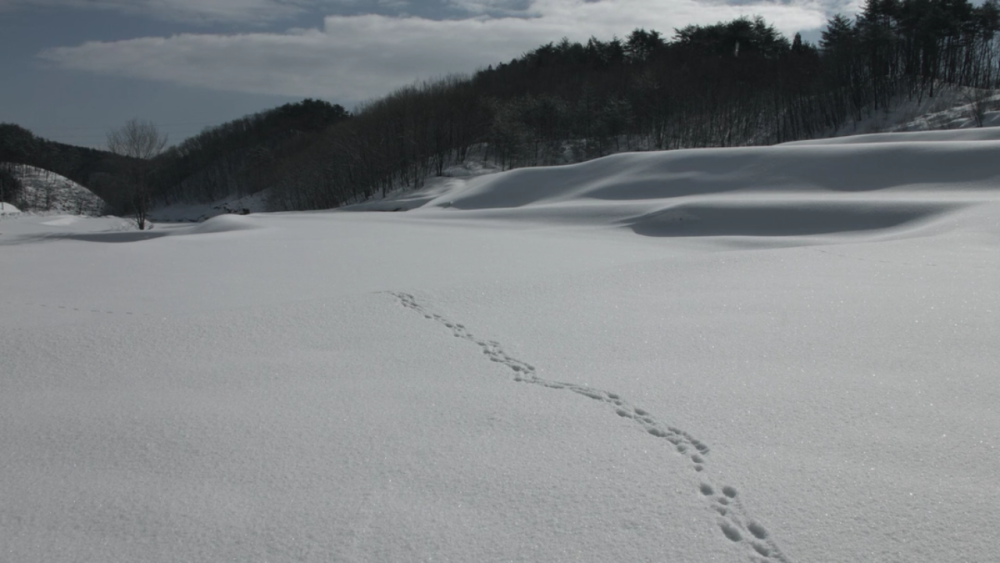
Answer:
[{"xmin": 389, "ymin": 292, "xmax": 790, "ymax": 562}]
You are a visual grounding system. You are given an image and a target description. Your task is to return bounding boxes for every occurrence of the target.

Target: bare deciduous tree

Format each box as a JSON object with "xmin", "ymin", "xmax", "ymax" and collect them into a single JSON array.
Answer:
[
  {"xmin": 107, "ymin": 118, "xmax": 168, "ymax": 160},
  {"xmin": 106, "ymin": 118, "xmax": 167, "ymax": 230}
]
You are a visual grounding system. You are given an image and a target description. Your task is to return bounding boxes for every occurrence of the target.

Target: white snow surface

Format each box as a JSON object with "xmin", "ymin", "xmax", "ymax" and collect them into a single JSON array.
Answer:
[
  {"xmin": 0, "ymin": 202, "xmax": 20, "ymax": 214},
  {"xmin": 785, "ymin": 126, "xmax": 1000, "ymax": 145},
  {"xmin": 3, "ymin": 128, "xmax": 1000, "ymax": 563}
]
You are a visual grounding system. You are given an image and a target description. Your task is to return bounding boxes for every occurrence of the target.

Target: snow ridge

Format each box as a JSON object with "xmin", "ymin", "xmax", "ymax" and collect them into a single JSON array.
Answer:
[{"xmin": 390, "ymin": 291, "xmax": 790, "ymax": 562}]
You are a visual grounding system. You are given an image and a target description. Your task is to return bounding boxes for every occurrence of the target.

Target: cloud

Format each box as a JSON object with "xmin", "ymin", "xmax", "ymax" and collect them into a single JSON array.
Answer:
[
  {"xmin": 39, "ymin": 0, "xmax": 832, "ymax": 103},
  {"xmin": 0, "ymin": 0, "xmax": 318, "ymax": 24},
  {"xmin": 444, "ymin": 0, "xmax": 535, "ymax": 16}
]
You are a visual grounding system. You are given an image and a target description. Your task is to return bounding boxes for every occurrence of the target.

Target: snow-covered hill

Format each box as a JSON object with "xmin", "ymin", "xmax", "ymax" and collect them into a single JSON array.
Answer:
[
  {"xmin": 2, "ymin": 128, "xmax": 999, "ymax": 563},
  {"xmin": 356, "ymin": 127, "xmax": 1000, "ymax": 243},
  {"xmin": 5, "ymin": 164, "xmax": 107, "ymax": 215}
]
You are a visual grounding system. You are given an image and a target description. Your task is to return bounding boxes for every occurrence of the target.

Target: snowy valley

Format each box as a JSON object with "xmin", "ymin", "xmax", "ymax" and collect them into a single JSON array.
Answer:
[{"xmin": 2, "ymin": 128, "xmax": 1000, "ymax": 562}]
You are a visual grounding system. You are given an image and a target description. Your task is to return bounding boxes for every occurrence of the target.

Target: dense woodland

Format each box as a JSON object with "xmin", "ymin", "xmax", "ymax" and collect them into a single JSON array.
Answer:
[{"xmin": 2, "ymin": 0, "xmax": 999, "ymax": 215}]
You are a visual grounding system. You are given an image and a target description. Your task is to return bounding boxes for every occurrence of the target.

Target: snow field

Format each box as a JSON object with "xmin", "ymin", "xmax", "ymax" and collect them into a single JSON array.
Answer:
[{"xmin": 3, "ymin": 128, "xmax": 1000, "ymax": 562}]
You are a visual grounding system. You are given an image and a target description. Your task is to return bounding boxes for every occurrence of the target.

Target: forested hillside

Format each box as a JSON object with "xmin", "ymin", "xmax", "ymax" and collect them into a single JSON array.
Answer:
[
  {"xmin": 4, "ymin": 0, "xmax": 999, "ymax": 216},
  {"xmin": 246, "ymin": 0, "xmax": 1000, "ymax": 211},
  {"xmin": 153, "ymin": 99, "xmax": 350, "ymax": 206},
  {"xmin": 0, "ymin": 124, "xmax": 130, "ymax": 206},
  {"xmin": 1, "ymin": 100, "xmax": 348, "ymax": 215}
]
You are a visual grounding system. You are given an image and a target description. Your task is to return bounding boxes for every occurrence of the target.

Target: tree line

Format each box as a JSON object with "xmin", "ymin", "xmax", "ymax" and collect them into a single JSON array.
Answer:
[{"xmin": 152, "ymin": 99, "xmax": 350, "ymax": 206}]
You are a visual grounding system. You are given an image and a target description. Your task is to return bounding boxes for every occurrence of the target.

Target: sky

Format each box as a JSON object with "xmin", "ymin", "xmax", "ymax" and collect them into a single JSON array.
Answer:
[{"xmin": 0, "ymin": 0, "xmax": 857, "ymax": 149}]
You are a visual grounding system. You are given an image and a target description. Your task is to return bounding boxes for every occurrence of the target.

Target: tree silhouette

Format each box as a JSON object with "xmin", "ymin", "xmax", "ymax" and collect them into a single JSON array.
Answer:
[{"xmin": 106, "ymin": 118, "xmax": 168, "ymax": 230}]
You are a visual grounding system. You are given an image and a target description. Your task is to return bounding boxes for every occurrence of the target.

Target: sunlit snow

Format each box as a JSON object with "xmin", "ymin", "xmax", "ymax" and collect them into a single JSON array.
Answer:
[{"xmin": 2, "ymin": 130, "xmax": 999, "ymax": 562}]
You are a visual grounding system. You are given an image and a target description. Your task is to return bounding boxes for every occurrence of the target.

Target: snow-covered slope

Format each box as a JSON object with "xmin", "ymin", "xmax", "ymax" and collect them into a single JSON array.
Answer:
[
  {"xmin": 2, "ymin": 130, "xmax": 999, "ymax": 563},
  {"xmin": 825, "ymin": 85, "xmax": 1000, "ymax": 136},
  {"xmin": 362, "ymin": 127, "xmax": 1000, "ymax": 243},
  {"xmin": 785, "ymin": 126, "xmax": 1000, "ymax": 145},
  {"xmin": 892, "ymin": 90, "xmax": 1000, "ymax": 131},
  {"xmin": 0, "ymin": 201, "xmax": 20, "ymax": 214},
  {"xmin": 149, "ymin": 190, "xmax": 270, "ymax": 222},
  {"xmin": 6, "ymin": 164, "xmax": 107, "ymax": 215}
]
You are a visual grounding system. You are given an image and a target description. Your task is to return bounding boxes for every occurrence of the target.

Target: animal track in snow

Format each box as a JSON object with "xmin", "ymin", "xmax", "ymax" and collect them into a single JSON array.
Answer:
[
  {"xmin": 390, "ymin": 292, "xmax": 708, "ymax": 465},
  {"xmin": 705, "ymin": 485, "xmax": 789, "ymax": 562},
  {"xmin": 389, "ymin": 292, "xmax": 791, "ymax": 562},
  {"xmin": 2, "ymin": 300, "xmax": 142, "ymax": 316}
]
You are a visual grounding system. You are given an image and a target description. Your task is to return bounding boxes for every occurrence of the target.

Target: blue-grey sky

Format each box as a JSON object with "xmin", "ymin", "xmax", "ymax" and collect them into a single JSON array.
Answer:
[{"xmin": 0, "ymin": 0, "xmax": 853, "ymax": 148}]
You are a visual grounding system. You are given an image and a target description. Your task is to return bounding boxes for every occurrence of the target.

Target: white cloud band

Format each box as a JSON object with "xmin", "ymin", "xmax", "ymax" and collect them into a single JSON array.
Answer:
[
  {"xmin": 0, "ymin": 0, "xmax": 312, "ymax": 24},
  {"xmin": 38, "ymin": 0, "xmax": 831, "ymax": 102}
]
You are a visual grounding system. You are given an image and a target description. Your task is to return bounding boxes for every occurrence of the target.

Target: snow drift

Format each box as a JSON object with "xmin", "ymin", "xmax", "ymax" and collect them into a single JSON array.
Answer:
[
  {"xmin": 355, "ymin": 129, "xmax": 1000, "ymax": 243},
  {"xmin": 426, "ymin": 142, "xmax": 1000, "ymax": 211}
]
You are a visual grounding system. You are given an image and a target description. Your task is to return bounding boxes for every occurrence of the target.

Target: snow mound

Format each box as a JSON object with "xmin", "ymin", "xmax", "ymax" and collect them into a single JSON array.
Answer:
[
  {"xmin": 625, "ymin": 201, "xmax": 953, "ymax": 237},
  {"xmin": 150, "ymin": 191, "xmax": 270, "ymax": 223},
  {"xmin": 0, "ymin": 210, "xmax": 262, "ymax": 243},
  {"xmin": 407, "ymin": 139, "xmax": 1000, "ymax": 239},
  {"xmin": 41, "ymin": 216, "xmax": 84, "ymax": 227},
  {"xmin": 429, "ymin": 143, "xmax": 1000, "ymax": 208},
  {"xmin": 783, "ymin": 126, "xmax": 1000, "ymax": 145},
  {"xmin": 186, "ymin": 214, "xmax": 263, "ymax": 234},
  {"xmin": 0, "ymin": 202, "xmax": 20, "ymax": 215},
  {"xmin": 344, "ymin": 177, "xmax": 468, "ymax": 212},
  {"xmin": 342, "ymin": 159, "xmax": 502, "ymax": 212}
]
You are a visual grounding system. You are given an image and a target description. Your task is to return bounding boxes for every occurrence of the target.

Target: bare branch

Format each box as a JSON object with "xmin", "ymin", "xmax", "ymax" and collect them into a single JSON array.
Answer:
[{"xmin": 106, "ymin": 118, "xmax": 168, "ymax": 160}]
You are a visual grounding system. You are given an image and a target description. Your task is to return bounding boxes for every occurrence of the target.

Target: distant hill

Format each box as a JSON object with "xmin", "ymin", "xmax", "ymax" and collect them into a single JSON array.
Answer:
[
  {"xmin": 153, "ymin": 99, "xmax": 350, "ymax": 207},
  {"xmin": 1, "ymin": 100, "xmax": 349, "ymax": 219},
  {"xmin": 0, "ymin": 123, "xmax": 130, "ymax": 206},
  {"xmin": 1, "ymin": 163, "xmax": 107, "ymax": 215}
]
